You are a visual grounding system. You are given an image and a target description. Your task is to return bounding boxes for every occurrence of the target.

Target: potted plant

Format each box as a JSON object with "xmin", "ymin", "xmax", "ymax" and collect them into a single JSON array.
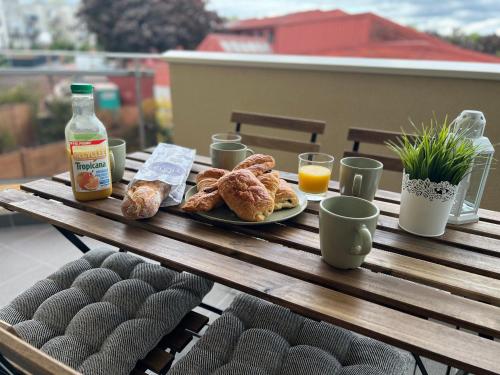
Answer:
[{"xmin": 387, "ymin": 117, "xmax": 479, "ymax": 237}]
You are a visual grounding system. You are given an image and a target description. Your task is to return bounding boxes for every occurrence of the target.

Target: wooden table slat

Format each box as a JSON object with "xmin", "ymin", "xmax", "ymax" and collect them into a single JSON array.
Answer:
[
  {"xmin": 139, "ymin": 348, "xmax": 173, "ymax": 374},
  {"xmin": 1, "ymin": 189, "xmax": 499, "ymax": 375},
  {"xmin": 20, "ymin": 179, "xmax": 500, "ymax": 338}
]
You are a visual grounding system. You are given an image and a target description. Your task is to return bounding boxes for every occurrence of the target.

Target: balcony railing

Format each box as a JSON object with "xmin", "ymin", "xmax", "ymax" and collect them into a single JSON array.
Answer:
[{"xmin": 0, "ymin": 49, "xmax": 162, "ymax": 150}]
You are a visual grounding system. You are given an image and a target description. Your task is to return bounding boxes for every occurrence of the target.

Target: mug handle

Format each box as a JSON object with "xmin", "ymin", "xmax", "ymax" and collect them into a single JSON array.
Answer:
[
  {"xmin": 246, "ymin": 148, "xmax": 255, "ymax": 156},
  {"xmin": 350, "ymin": 224, "xmax": 372, "ymax": 255},
  {"xmin": 109, "ymin": 151, "xmax": 115, "ymax": 174},
  {"xmin": 352, "ymin": 174, "xmax": 362, "ymax": 197}
]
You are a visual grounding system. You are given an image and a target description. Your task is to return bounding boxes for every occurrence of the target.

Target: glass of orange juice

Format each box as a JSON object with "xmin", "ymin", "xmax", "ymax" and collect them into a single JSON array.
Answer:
[{"xmin": 298, "ymin": 153, "xmax": 334, "ymax": 201}]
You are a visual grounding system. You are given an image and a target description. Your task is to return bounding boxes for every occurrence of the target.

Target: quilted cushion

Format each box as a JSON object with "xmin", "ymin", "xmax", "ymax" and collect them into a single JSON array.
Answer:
[
  {"xmin": 169, "ymin": 294, "xmax": 412, "ymax": 375},
  {"xmin": 0, "ymin": 248, "xmax": 213, "ymax": 375}
]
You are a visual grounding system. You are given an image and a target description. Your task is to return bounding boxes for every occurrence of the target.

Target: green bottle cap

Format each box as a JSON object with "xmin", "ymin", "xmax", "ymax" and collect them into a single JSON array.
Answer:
[{"xmin": 71, "ymin": 83, "xmax": 93, "ymax": 94}]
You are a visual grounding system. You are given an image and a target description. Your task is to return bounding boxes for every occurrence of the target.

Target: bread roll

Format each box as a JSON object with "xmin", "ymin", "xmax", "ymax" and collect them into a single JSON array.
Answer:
[
  {"xmin": 121, "ymin": 180, "xmax": 170, "ymax": 219},
  {"xmin": 218, "ymin": 169, "xmax": 274, "ymax": 222},
  {"xmin": 182, "ymin": 168, "xmax": 228, "ymax": 212},
  {"xmin": 274, "ymin": 179, "xmax": 299, "ymax": 210},
  {"xmin": 233, "ymin": 154, "xmax": 275, "ymax": 176}
]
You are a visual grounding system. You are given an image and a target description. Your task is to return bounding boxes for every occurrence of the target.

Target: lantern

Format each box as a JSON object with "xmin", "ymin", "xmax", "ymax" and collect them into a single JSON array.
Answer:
[{"xmin": 448, "ymin": 110, "xmax": 495, "ymax": 224}]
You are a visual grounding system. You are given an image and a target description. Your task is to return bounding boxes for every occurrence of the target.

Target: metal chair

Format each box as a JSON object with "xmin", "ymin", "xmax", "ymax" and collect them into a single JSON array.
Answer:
[
  {"xmin": 231, "ymin": 111, "xmax": 326, "ymax": 154},
  {"xmin": 0, "ymin": 248, "xmax": 212, "ymax": 375},
  {"xmin": 344, "ymin": 127, "xmax": 416, "ymax": 172},
  {"xmin": 170, "ymin": 293, "xmax": 414, "ymax": 375}
]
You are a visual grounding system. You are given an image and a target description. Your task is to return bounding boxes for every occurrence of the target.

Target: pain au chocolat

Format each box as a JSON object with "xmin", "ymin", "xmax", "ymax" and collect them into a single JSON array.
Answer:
[
  {"xmin": 218, "ymin": 169, "xmax": 274, "ymax": 222},
  {"xmin": 274, "ymin": 178, "xmax": 299, "ymax": 210},
  {"xmin": 233, "ymin": 154, "xmax": 275, "ymax": 176},
  {"xmin": 182, "ymin": 168, "xmax": 227, "ymax": 212}
]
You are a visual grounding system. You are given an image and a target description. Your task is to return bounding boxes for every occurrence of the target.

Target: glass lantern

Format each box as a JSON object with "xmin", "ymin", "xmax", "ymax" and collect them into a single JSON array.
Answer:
[{"xmin": 448, "ymin": 110, "xmax": 495, "ymax": 224}]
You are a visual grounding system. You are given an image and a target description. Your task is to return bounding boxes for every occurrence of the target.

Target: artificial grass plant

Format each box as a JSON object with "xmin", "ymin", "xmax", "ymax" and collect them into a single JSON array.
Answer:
[{"xmin": 387, "ymin": 116, "xmax": 480, "ymax": 185}]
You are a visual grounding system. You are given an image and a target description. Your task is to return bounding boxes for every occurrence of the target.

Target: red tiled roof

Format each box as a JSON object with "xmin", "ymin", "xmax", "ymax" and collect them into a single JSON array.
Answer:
[
  {"xmin": 225, "ymin": 9, "xmax": 347, "ymax": 30},
  {"xmin": 197, "ymin": 34, "xmax": 272, "ymax": 53},
  {"xmin": 327, "ymin": 41, "xmax": 500, "ymax": 62},
  {"xmin": 199, "ymin": 9, "xmax": 500, "ymax": 63},
  {"xmin": 273, "ymin": 13, "xmax": 373, "ymax": 54}
]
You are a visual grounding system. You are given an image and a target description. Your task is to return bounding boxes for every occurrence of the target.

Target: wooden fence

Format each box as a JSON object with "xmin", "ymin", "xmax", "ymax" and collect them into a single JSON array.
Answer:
[{"xmin": 0, "ymin": 141, "xmax": 66, "ymax": 179}]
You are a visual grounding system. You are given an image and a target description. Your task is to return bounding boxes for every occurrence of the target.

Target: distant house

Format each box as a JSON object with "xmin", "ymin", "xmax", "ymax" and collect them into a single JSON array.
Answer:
[{"xmin": 198, "ymin": 9, "xmax": 500, "ymax": 63}]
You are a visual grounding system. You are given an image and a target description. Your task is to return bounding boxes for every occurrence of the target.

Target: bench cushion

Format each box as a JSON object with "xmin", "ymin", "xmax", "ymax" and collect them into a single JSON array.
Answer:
[
  {"xmin": 169, "ymin": 294, "xmax": 412, "ymax": 375},
  {"xmin": 0, "ymin": 248, "xmax": 213, "ymax": 375}
]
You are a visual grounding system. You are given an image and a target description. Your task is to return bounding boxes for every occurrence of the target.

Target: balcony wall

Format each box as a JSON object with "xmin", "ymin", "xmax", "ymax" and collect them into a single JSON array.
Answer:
[{"xmin": 164, "ymin": 51, "xmax": 500, "ymax": 211}]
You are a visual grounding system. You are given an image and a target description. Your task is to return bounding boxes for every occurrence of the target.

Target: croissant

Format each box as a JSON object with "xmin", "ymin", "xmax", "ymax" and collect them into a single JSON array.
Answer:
[
  {"xmin": 233, "ymin": 154, "xmax": 275, "ymax": 176},
  {"xmin": 218, "ymin": 169, "xmax": 274, "ymax": 222},
  {"xmin": 274, "ymin": 179, "xmax": 299, "ymax": 210},
  {"xmin": 257, "ymin": 171, "xmax": 280, "ymax": 200},
  {"xmin": 196, "ymin": 168, "xmax": 227, "ymax": 190},
  {"xmin": 182, "ymin": 168, "xmax": 227, "ymax": 212}
]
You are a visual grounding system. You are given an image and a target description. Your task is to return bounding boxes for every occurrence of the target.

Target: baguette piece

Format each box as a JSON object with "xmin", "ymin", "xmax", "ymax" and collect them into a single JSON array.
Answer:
[
  {"xmin": 218, "ymin": 169, "xmax": 274, "ymax": 222},
  {"xmin": 274, "ymin": 179, "xmax": 299, "ymax": 210},
  {"xmin": 121, "ymin": 180, "xmax": 170, "ymax": 219},
  {"xmin": 233, "ymin": 154, "xmax": 275, "ymax": 176},
  {"xmin": 182, "ymin": 168, "xmax": 227, "ymax": 212}
]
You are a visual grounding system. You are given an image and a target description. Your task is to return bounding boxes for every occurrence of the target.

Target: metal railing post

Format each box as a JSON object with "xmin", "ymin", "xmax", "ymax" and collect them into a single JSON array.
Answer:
[{"xmin": 134, "ymin": 59, "xmax": 146, "ymax": 150}]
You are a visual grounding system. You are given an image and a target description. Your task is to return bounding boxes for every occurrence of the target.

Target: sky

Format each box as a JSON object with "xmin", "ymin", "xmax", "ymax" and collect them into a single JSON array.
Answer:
[{"xmin": 206, "ymin": 0, "xmax": 500, "ymax": 35}]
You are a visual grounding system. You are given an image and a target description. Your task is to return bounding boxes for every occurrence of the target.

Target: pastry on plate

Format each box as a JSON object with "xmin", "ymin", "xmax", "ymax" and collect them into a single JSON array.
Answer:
[
  {"xmin": 233, "ymin": 154, "xmax": 275, "ymax": 176},
  {"xmin": 274, "ymin": 179, "xmax": 299, "ymax": 210},
  {"xmin": 257, "ymin": 171, "xmax": 280, "ymax": 200},
  {"xmin": 197, "ymin": 168, "xmax": 227, "ymax": 190},
  {"xmin": 182, "ymin": 168, "xmax": 227, "ymax": 212},
  {"xmin": 218, "ymin": 169, "xmax": 274, "ymax": 222}
]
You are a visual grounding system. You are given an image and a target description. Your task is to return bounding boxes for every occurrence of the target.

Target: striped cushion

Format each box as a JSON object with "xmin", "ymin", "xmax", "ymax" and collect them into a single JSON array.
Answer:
[
  {"xmin": 0, "ymin": 248, "xmax": 213, "ymax": 375},
  {"xmin": 169, "ymin": 294, "xmax": 412, "ymax": 375}
]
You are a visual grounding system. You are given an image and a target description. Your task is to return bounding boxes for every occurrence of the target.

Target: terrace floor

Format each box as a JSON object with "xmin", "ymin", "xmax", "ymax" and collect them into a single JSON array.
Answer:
[{"xmin": 0, "ymin": 217, "xmax": 451, "ymax": 374}]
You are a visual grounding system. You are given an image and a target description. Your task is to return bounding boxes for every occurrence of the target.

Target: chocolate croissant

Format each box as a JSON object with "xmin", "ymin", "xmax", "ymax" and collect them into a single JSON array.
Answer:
[
  {"xmin": 233, "ymin": 154, "xmax": 275, "ymax": 176},
  {"xmin": 274, "ymin": 179, "xmax": 299, "ymax": 210},
  {"xmin": 182, "ymin": 168, "xmax": 227, "ymax": 212},
  {"xmin": 218, "ymin": 169, "xmax": 274, "ymax": 222},
  {"xmin": 257, "ymin": 171, "xmax": 280, "ymax": 200}
]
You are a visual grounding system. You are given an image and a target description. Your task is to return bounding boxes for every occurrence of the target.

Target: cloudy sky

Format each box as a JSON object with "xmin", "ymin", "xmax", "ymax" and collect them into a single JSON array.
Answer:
[{"xmin": 207, "ymin": 0, "xmax": 500, "ymax": 35}]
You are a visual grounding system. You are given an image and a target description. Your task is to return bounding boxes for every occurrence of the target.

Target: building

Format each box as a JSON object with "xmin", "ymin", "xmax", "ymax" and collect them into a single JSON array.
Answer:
[
  {"xmin": 1, "ymin": 0, "xmax": 94, "ymax": 49},
  {"xmin": 0, "ymin": 0, "xmax": 9, "ymax": 48},
  {"xmin": 198, "ymin": 9, "xmax": 500, "ymax": 63}
]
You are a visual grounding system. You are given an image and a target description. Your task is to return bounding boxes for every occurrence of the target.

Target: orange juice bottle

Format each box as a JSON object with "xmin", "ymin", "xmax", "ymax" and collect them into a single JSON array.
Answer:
[{"xmin": 65, "ymin": 83, "xmax": 112, "ymax": 201}]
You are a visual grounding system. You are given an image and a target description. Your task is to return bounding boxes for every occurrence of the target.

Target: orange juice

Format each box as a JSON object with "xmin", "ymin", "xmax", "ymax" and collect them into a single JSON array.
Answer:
[
  {"xmin": 67, "ymin": 145, "xmax": 112, "ymax": 201},
  {"xmin": 65, "ymin": 83, "xmax": 112, "ymax": 201},
  {"xmin": 298, "ymin": 165, "xmax": 331, "ymax": 194}
]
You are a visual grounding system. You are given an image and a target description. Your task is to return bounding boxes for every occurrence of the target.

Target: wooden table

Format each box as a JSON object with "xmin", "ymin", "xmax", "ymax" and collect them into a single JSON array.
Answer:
[{"xmin": 1, "ymin": 148, "xmax": 500, "ymax": 375}]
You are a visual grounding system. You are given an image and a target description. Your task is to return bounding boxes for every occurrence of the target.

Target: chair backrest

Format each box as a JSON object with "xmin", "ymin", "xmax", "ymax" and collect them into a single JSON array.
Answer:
[
  {"xmin": 231, "ymin": 111, "xmax": 326, "ymax": 153},
  {"xmin": 0, "ymin": 321, "xmax": 80, "ymax": 375},
  {"xmin": 344, "ymin": 127, "xmax": 416, "ymax": 172}
]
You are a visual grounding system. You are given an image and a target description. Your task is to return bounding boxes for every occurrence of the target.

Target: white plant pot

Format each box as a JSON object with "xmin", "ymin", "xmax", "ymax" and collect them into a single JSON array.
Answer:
[{"xmin": 398, "ymin": 173, "xmax": 457, "ymax": 237}]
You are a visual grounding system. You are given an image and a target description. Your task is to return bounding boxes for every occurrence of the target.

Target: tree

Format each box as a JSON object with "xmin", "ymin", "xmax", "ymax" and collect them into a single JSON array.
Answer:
[
  {"xmin": 78, "ymin": 0, "xmax": 221, "ymax": 52},
  {"xmin": 429, "ymin": 29, "xmax": 500, "ymax": 57}
]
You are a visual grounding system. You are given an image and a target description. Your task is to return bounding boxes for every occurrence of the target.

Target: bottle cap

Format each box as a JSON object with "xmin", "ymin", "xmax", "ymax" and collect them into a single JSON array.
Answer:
[{"xmin": 71, "ymin": 83, "xmax": 93, "ymax": 94}]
